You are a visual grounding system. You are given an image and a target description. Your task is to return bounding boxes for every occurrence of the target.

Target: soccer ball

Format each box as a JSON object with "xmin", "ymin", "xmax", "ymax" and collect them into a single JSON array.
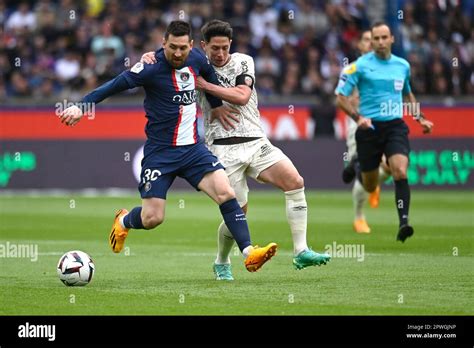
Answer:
[{"xmin": 57, "ymin": 250, "xmax": 95, "ymax": 286}]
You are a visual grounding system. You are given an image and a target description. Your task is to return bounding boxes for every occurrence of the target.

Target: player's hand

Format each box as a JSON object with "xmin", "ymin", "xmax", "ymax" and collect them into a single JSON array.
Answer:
[
  {"xmin": 141, "ymin": 51, "xmax": 157, "ymax": 64},
  {"xmin": 356, "ymin": 116, "xmax": 373, "ymax": 130},
  {"xmin": 195, "ymin": 76, "xmax": 208, "ymax": 91},
  {"xmin": 419, "ymin": 118, "xmax": 433, "ymax": 134},
  {"xmin": 211, "ymin": 105, "xmax": 240, "ymax": 131},
  {"xmin": 59, "ymin": 105, "xmax": 83, "ymax": 127}
]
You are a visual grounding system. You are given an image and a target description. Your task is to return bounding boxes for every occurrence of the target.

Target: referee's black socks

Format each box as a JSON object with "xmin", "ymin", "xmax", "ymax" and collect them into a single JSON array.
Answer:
[{"xmin": 394, "ymin": 179, "xmax": 410, "ymax": 226}]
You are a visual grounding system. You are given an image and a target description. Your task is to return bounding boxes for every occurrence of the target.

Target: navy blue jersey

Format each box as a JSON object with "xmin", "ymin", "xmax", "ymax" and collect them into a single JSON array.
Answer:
[{"xmin": 82, "ymin": 48, "xmax": 222, "ymax": 146}]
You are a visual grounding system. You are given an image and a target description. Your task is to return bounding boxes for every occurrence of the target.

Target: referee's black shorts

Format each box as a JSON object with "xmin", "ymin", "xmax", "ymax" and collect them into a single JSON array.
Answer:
[{"xmin": 355, "ymin": 118, "xmax": 410, "ymax": 172}]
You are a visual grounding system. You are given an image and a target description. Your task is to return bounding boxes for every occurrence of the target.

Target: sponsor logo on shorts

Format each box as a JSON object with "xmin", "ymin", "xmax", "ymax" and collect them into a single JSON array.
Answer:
[
  {"xmin": 259, "ymin": 144, "xmax": 272, "ymax": 158},
  {"xmin": 144, "ymin": 182, "xmax": 152, "ymax": 192},
  {"xmin": 212, "ymin": 161, "xmax": 220, "ymax": 167}
]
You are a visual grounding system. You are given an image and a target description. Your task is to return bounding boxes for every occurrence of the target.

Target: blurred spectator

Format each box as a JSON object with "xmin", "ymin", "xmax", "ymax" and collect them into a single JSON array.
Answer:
[
  {"xmin": 55, "ymin": 51, "xmax": 80, "ymax": 82},
  {"xmin": 255, "ymin": 40, "xmax": 281, "ymax": 77},
  {"xmin": 0, "ymin": 0, "xmax": 471, "ymax": 99},
  {"xmin": 8, "ymin": 71, "xmax": 31, "ymax": 96},
  {"xmin": 249, "ymin": 0, "xmax": 279, "ymax": 48},
  {"xmin": 91, "ymin": 19, "xmax": 125, "ymax": 80},
  {"xmin": 6, "ymin": 2, "xmax": 36, "ymax": 32}
]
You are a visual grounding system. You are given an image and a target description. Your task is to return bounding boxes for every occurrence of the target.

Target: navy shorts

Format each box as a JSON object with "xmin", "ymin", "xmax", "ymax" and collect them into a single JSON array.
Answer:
[
  {"xmin": 355, "ymin": 118, "xmax": 410, "ymax": 172},
  {"xmin": 138, "ymin": 141, "xmax": 225, "ymax": 199}
]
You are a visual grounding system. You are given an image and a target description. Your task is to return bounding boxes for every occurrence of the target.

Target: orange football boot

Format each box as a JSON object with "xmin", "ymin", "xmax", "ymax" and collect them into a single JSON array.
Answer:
[
  {"xmin": 109, "ymin": 209, "xmax": 129, "ymax": 253},
  {"xmin": 244, "ymin": 242, "xmax": 278, "ymax": 272},
  {"xmin": 353, "ymin": 218, "xmax": 371, "ymax": 234},
  {"xmin": 369, "ymin": 185, "xmax": 380, "ymax": 208}
]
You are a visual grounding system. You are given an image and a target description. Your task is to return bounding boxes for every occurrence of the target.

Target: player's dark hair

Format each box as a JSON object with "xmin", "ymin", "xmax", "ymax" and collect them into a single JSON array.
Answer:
[
  {"xmin": 359, "ymin": 29, "xmax": 371, "ymax": 41},
  {"xmin": 371, "ymin": 21, "xmax": 392, "ymax": 35},
  {"xmin": 201, "ymin": 20, "xmax": 233, "ymax": 43},
  {"xmin": 165, "ymin": 20, "xmax": 192, "ymax": 40}
]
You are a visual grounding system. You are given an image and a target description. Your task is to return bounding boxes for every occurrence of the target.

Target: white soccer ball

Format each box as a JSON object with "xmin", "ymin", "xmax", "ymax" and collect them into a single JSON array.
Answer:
[{"xmin": 57, "ymin": 250, "xmax": 95, "ymax": 286}]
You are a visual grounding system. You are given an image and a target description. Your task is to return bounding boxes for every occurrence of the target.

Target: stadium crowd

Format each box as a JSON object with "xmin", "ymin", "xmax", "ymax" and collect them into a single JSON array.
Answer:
[{"xmin": 0, "ymin": 0, "xmax": 472, "ymax": 102}]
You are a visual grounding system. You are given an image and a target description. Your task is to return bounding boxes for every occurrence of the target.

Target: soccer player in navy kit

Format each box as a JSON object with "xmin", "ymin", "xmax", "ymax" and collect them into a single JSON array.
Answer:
[{"xmin": 58, "ymin": 21, "xmax": 277, "ymax": 272}]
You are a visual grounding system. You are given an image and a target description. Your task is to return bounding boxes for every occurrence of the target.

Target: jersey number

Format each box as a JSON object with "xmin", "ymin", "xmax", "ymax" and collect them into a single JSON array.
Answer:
[{"xmin": 142, "ymin": 169, "xmax": 161, "ymax": 183}]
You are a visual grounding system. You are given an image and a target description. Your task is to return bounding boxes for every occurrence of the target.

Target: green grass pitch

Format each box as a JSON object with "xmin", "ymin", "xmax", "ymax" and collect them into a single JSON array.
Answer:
[{"xmin": 0, "ymin": 190, "xmax": 472, "ymax": 315}]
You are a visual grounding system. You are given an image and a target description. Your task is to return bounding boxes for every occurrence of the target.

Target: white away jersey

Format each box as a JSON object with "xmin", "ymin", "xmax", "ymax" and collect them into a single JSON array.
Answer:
[{"xmin": 199, "ymin": 52, "xmax": 266, "ymax": 145}]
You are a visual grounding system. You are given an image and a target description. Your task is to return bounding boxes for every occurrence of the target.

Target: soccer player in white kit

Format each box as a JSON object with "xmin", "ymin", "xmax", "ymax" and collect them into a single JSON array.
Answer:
[
  {"xmin": 340, "ymin": 29, "xmax": 392, "ymax": 234},
  {"xmin": 197, "ymin": 20, "xmax": 332, "ymax": 280},
  {"xmin": 143, "ymin": 20, "xmax": 330, "ymax": 280}
]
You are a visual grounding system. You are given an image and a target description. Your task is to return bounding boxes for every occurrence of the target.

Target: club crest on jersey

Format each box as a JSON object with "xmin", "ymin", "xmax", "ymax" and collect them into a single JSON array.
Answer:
[
  {"xmin": 180, "ymin": 72, "xmax": 190, "ymax": 81},
  {"xmin": 131, "ymin": 62, "xmax": 144, "ymax": 74}
]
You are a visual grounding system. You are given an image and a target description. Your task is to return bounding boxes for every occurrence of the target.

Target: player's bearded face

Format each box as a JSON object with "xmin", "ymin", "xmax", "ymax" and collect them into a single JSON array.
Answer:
[
  {"xmin": 201, "ymin": 36, "xmax": 232, "ymax": 67},
  {"xmin": 371, "ymin": 25, "xmax": 394, "ymax": 58},
  {"xmin": 163, "ymin": 34, "xmax": 193, "ymax": 68}
]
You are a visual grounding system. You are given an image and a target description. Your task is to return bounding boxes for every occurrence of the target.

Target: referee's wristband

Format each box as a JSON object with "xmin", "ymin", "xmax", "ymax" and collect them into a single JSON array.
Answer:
[
  {"xmin": 351, "ymin": 112, "xmax": 361, "ymax": 122},
  {"xmin": 414, "ymin": 111, "xmax": 425, "ymax": 121}
]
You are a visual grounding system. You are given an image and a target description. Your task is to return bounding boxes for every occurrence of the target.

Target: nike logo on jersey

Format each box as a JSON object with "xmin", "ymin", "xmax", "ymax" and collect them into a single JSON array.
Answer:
[
  {"xmin": 212, "ymin": 161, "xmax": 220, "ymax": 167},
  {"xmin": 235, "ymin": 213, "xmax": 245, "ymax": 217},
  {"xmin": 181, "ymin": 83, "xmax": 191, "ymax": 89}
]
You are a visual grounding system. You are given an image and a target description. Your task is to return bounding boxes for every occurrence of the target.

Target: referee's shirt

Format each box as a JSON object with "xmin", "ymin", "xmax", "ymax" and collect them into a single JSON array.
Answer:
[{"xmin": 335, "ymin": 51, "xmax": 412, "ymax": 121}]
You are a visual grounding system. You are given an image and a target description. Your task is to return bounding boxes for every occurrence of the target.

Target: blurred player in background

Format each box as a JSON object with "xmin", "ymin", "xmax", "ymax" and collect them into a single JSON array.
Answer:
[
  {"xmin": 142, "ymin": 19, "xmax": 331, "ymax": 281},
  {"xmin": 58, "ymin": 21, "xmax": 278, "ymax": 273},
  {"xmin": 340, "ymin": 29, "xmax": 392, "ymax": 234},
  {"xmin": 335, "ymin": 22, "xmax": 433, "ymax": 242}
]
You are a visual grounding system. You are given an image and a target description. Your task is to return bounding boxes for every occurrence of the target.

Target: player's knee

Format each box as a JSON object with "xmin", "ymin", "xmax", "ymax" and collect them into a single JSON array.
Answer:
[
  {"xmin": 215, "ymin": 186, "xmax": 236, "ymax": 205},
  {"xmin": 391, "ymin": 166, "xmax": 407, "ymax": 180},
  {"xmin": 281, "ymin": 174, "xmax": 304, "ymax": 191},
  {"xmin": 141, "ymin": 212, "xmax": 164, "ymax": 229},
  {"xmin": 294, "ymin": 175, "xmax": 304, "ymax": 189}
]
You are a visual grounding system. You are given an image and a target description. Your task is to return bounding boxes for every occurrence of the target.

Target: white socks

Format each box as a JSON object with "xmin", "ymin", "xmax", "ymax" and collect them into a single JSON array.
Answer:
[
  {"xmin": 215, "ymin": 221, "xmax": 234, "ymax": 264},
  {"xmin": 119, "ymin": 215, "xmax": 126, "ymax": 229},
  {"xmin": 353, "ymin": 179, "xmax": 368, "ymax": 219},
  {"xmin": 285, "ymin": 187, "xmax": 309, "ymax": 255},
  {"xmin": 215, "ymin": 187, "xmax": 310, "ymax": 262},
  {"xmin": 379, "ymin": 166, "xmax": 390, "ymax": 183}
]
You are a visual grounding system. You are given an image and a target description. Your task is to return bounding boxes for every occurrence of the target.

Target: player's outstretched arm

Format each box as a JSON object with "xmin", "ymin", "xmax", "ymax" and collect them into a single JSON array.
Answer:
[
  {"xmin": 58, "ymin": 66, "xmax": 147, "ymax": 127},
  {"xmin": 196, "ymin": 76, "xmax": 251, "ymax": 106},
  {"xmin": 403, "ymin": 92, "xmax": 434, "ymax": 134}
]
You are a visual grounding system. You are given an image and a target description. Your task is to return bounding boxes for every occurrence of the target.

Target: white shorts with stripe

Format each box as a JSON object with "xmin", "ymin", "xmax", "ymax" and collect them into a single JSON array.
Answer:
[
  {"xmin": 346, "ymin": 117, "xmax": 358, "ymax": 160},
  {"xmin": 209, "ymin": 137, "xmax": 289, "ymax": 206}
]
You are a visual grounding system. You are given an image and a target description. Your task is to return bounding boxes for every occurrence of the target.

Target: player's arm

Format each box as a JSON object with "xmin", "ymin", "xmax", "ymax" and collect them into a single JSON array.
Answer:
[
  {"xmin": 335, "ymin": 63, "xmax": 372, "ymax": 130},
  {"xmin": 196, "ymin": 76, "xmax": 251, "ymax": 106},
  {"xmin": 196, "ymin": 55, "xmax": 255, "ymax": 106},
  {"xmin": 402, "ymin": 67, "xmax": 433, "ymax": 134},
  {"xmin": 59, "ymin": 62, "xmax": 152, "ymax": 127},
  {"xmin": 198, "ymin": 52, "xmax": 241, "ymax": 130}
]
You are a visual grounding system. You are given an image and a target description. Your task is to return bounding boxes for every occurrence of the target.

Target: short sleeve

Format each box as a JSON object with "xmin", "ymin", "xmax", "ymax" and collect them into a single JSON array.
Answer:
[
  {"xmin": 403, "ymin": 65, "xmax": 412, "ymax": 95},
  {"xmin": 335, "ymin": 62, "xmax": 360, "ymax": 96}
]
